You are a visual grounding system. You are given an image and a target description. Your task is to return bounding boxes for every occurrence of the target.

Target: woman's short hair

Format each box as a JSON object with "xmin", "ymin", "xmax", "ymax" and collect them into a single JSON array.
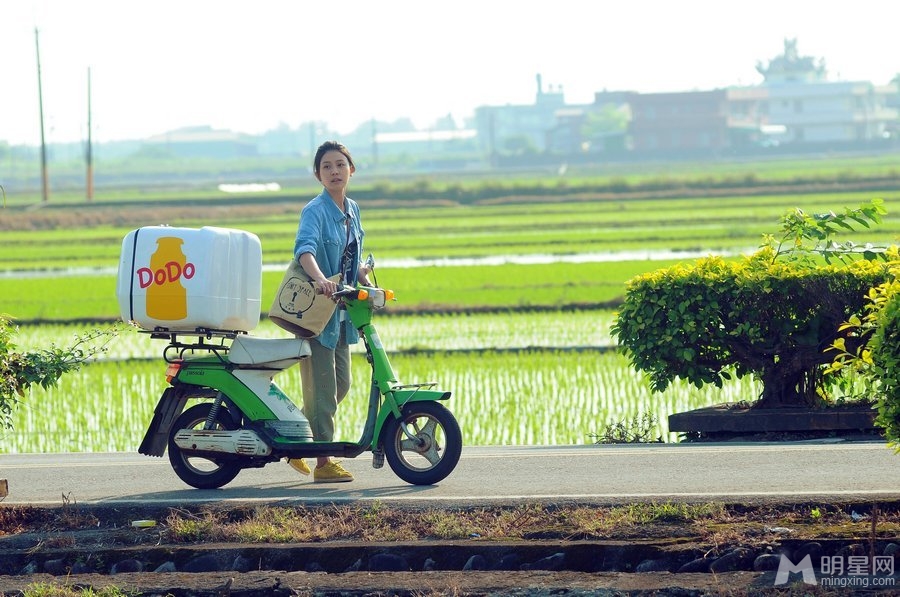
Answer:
[{"xmin": 314, "ymin": 141, "xmax": 354, "ymax": 175}]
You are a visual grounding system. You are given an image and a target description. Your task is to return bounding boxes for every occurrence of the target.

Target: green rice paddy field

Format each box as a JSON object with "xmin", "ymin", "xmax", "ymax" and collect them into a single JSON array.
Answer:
[{"xmin": 2, "ymin": 158, "xmax": 899, "ymax": 452}]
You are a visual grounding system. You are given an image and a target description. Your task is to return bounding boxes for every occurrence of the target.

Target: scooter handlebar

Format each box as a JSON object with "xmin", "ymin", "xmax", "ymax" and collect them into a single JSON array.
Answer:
[
  {"xmin": 313, "ymin": 283, "xmax": 357, "ymax": 296},
  {"xmin": 314, "ymin": 283, "xmax": 394, "ymax": 307}
]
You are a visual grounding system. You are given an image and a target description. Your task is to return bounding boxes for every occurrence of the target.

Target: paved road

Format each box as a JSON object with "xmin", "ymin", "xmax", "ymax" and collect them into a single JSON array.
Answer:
[{"xmin": 1, "ymin": 442, "xmax": 897, "ymax": 507}]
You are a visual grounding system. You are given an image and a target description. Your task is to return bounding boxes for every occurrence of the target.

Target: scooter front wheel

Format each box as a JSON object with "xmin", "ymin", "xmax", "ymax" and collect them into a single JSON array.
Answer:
[
  {"xmin": 168, "ymin": 402, "xmax": 242, "ymax": 489},
  {"xmin": 382, "ymin": 401, "xmax": 462, "ymax": 485}
]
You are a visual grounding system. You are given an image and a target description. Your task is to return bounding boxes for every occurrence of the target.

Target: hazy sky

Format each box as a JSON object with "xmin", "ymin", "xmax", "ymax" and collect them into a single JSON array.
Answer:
[{"xmin": 1, "ymin": 0, "xmax": 897, "ymax": 146}]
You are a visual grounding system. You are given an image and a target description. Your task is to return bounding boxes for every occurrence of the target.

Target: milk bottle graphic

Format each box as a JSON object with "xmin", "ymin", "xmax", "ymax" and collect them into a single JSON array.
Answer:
[{"xmin": 146, "ymin": 237, "xmax": 188, "ymax": 320}]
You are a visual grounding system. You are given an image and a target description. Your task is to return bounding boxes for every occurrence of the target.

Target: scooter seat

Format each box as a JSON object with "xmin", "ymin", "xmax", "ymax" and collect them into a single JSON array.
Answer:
[{"xmin": 229, "ymin": 335, "xmax": 311, "ymax": 367}]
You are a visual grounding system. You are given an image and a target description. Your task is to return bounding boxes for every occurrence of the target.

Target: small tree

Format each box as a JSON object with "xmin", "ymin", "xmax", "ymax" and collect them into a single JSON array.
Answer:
[
  {"xmin": 0, "ymin": 315, "xmax": 117, "ymax": 430},
  {"xmin": 611, "ymin": 200, "xmax": 892, "ymax": 409}
]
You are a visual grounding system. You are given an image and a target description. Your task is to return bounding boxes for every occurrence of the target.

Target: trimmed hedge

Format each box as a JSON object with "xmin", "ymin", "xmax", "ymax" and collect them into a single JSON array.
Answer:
[{"xmin": 612, "ymin": 249, "xmax": 892, "ymax": 408}]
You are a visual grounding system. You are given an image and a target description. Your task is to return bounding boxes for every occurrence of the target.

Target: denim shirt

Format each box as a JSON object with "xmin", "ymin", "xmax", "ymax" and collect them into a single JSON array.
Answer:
[{"xmin": 293, "ymin": 189, "xmax": 364, "ymax": 350}]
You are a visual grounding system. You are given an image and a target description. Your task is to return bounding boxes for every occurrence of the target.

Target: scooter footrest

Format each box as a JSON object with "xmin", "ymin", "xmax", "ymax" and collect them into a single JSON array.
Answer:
[
  {"xmin": 264, "ymin": 419, "xmax": 314, "ymax": 442},
  {"xmin": 278, "ymin": 442, "xmax": 367, "ymax": 459}
]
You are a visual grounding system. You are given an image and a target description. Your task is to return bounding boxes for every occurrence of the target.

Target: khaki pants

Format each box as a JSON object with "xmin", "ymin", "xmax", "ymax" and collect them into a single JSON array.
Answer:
[{"xmin": 299, "ymin": 327, "xmax": 351, "ymax": 442}]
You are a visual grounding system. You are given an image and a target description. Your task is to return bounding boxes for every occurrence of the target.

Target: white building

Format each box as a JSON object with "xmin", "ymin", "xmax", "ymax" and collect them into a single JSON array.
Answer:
[{"xmin": 740, "ymin": 38, "xmax": 897, "ymax": 146}]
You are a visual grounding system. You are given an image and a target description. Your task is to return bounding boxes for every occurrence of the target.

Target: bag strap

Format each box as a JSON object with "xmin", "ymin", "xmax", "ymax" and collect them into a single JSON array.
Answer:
[{"xmin": 340, "ymin": 210, "xmax": 355, "ymax": 285}]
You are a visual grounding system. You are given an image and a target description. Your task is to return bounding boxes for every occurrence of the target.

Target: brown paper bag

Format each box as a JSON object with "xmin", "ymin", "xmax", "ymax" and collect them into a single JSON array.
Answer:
[{"xmin": 268, "ymin": 259, "xmax": 339, "ymax": 338}]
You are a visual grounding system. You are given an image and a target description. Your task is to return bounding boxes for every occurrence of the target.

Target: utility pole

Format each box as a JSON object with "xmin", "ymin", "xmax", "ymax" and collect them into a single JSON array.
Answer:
[
  {"xmin": 86, "ymin": 67, "xmax": 93, "ymax": 201},
  {"xmin": 35, "ymin": 27, "xmax": 49, "ymax": 203},
  {"xmin": 371, "ymin": 118, "xmax": 378, "ymax": 168}
]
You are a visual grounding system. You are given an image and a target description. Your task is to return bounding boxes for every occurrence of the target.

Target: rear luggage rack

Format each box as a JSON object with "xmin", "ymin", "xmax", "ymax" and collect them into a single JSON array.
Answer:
[
  {"xmin": 139, "ymin": 328, "xmax": 245, "ymax": 362},
  {"xmin": 141, "ymin": 327, "xmax": 246, "ymax": 341}
]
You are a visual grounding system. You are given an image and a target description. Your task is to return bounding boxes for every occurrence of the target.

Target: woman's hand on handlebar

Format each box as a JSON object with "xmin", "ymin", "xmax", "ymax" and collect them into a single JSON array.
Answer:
[
  {"xmin": 316, "ymin": 280, "xmax": 358, "ymax": 301},
  {"xmin": 316, "ymin": 278, "xmax": 339, "ymax": 298}
]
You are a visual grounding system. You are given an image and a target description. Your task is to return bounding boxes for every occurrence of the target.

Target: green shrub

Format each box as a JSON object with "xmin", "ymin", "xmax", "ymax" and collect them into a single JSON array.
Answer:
[
  {"xmin": 829, "ymin": 274, "xmax": 900, "ymax": 447},
  {"xmin": 0, "ymin": 314, "xmax": 118, "ymax": 430},
  {"xmin": 870, "ymin": 291, "xmax": 900, "ymax": 444},
  {"xmin": 612, "ymin": 200, "xmax": 892, "ymax": 409},
  {"xmin": 612, "ymin": 253, "xmax": 891, "ymax": 407}
]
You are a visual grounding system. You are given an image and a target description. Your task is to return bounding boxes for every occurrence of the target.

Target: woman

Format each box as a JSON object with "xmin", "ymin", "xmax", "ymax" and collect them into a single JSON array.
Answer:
[{"xmin": 288, "ymin": 141, "xmax": 370, "ymax": 483}]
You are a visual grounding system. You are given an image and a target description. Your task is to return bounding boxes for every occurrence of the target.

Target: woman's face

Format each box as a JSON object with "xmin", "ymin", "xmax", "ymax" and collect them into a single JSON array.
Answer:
[{"xmin": 316, "ymin": 150, "xmax": 355, "ymax": 196}]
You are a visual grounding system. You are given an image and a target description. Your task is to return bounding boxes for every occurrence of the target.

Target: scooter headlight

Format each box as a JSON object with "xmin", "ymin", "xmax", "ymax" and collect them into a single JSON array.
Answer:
[{"xmin": 370, "ymin": 289, "xmax": 386, "ymax": 309}]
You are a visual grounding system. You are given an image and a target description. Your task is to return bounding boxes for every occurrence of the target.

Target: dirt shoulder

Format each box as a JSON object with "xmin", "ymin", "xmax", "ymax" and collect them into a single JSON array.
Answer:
[{"xmin": 2, "ymin": 500, "xmax": 899, "ymax": 595}]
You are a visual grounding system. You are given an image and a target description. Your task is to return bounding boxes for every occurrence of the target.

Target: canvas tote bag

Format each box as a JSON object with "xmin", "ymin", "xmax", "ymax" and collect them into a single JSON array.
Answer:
[{"xmin": 268, "ymin": 258, "xmax": 339, "ymax": 338}]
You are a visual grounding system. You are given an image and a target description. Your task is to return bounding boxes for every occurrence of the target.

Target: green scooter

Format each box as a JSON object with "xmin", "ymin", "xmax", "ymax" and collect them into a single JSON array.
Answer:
[{"xmin": 138, "ymin": 259, "xmax": 462, "ymax": 488}]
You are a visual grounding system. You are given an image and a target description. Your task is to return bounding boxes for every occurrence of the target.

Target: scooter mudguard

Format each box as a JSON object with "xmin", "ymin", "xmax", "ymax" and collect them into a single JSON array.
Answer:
[
  {"xmin": 139, "ymin": 387, "xmax": 189, "ymax": 457},
  {"xmin": 372, "ymin": 388, "xmax": 451, "ymax": 446}
]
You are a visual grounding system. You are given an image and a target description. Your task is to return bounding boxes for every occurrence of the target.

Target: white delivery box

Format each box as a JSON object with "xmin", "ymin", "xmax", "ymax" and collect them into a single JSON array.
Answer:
[{"xmin": 117, "ymin": 226, "xmax": 262, "ymax": 332}]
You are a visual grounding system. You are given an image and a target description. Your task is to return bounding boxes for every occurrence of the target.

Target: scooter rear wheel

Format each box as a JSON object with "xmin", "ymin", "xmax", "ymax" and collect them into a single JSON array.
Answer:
[
  {"xmin": 168, "ymin": 402, "xmax": 242, "ymax": 489},
  {"xmin": 383, "ymin": 401, "xmax": 462, "ymax": 485}
]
